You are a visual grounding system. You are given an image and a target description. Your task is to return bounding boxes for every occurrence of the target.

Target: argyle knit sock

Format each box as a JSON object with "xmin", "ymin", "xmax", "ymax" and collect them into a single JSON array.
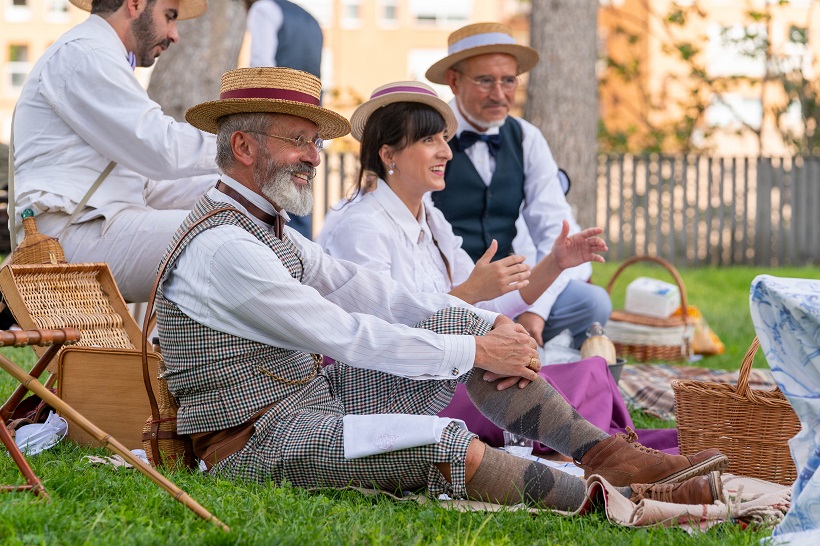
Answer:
[
  {"xmin": 466, "ymin": 445, "xmax": 589, "ymax": 510},
  {"xmin": 465, "ymin": 370, "xmax": 609, "ymax": 461}
]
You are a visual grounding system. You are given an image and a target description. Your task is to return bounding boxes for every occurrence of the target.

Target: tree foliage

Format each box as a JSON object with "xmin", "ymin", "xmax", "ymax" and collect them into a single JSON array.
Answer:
[{"xmin": 599, "ymin": 0, "xmax": 819, "ymax": 155}]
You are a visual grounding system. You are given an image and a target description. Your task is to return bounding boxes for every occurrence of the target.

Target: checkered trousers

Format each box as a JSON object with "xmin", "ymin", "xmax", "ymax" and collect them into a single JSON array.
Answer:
[{"xmin": 214, "ymin": 307, "xmax": 493, "ymax": 499}]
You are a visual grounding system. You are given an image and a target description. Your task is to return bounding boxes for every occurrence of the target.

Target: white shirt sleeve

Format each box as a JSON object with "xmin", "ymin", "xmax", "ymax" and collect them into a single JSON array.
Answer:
[
  {"xmin": 39, "ymin": 42, "xmax": 215, "ymax": 180},
  {"xmin": 166, "ymin": 225, "xmax": 500, "ymax": 380},
  {"xmin": 247, "ymin": 0, "xmax": 283, "ymax": 67}
]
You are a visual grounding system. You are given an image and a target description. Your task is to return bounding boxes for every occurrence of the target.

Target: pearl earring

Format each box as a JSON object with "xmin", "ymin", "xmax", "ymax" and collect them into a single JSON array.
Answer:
[{"xmin": 388, "ymin": 162, "xmax": 395, "ymax": 176}]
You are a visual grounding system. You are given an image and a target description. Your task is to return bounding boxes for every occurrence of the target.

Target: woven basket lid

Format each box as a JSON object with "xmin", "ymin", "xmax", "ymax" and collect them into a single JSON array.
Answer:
[{"xmin": 10, "ymin": 209, "xmax": 66, "ymax": 265}]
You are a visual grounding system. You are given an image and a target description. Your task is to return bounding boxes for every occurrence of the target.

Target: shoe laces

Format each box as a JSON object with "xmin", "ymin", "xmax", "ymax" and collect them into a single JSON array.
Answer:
[
  {"xmin": 618, "ymin": 426, "xmax": 662, "ymax": 456},
  {"xmin": 630, "ymin": 482, "xmax": 675, "ymax": 503}
]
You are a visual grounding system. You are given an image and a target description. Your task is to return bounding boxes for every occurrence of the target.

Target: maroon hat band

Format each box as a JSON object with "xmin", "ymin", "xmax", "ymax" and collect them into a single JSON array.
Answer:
[{"xmin": 220, "ymin": 87, "xmax": 320, "ymax": 106}]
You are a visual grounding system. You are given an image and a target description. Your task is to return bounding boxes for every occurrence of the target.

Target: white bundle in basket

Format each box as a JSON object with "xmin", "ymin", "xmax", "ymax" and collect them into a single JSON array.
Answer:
[{"xmin": 606, "ymin": 320, "xmax": 694, "ymax": 349}]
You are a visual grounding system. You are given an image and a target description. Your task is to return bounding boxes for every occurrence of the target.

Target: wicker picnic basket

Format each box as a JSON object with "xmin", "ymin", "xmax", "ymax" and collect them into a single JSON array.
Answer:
[
  {"xmin": 605, "ymin": 256, "xmax": 694, "ymax": 362},
  {"xmin": 672, "ymin": 337, "xmax": 800, "ymax": 485}
]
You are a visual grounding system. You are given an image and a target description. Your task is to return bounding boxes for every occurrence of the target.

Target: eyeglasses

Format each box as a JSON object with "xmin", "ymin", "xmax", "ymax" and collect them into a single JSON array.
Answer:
[
  {"xmin": 459, "ymin": 73, "xmax": 519, "ymax": 93},
  {"xmin": 249, "ymin": 131, "xmax": 324, "ymax": 152}
]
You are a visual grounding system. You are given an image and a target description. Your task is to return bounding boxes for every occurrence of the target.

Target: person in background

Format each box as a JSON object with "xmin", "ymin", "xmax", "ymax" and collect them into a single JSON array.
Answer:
[
  {"xmin": 426, "ymin": 22, "xmax": 612, "ymax": 349},
  {"xmin": 10, "ymin": 0, "xmax": 216, "ymax": 304},
  {"xmin": 244, "ymin": 0, "xmax": 322, "ymax": 239}
]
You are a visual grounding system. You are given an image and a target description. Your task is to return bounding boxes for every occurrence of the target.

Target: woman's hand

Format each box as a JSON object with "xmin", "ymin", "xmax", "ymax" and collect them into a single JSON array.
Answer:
[{"xmin": 450, "ymin": 240, "xmax": 531, "ymax": 304}]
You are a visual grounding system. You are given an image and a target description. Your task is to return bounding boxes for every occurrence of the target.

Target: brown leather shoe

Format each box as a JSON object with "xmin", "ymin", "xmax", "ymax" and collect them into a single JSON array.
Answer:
[
  {"xmin": 576, "ymin": 427, "xmax": 728, "ymax": 487},
  {"xmin": 630, "ymin": 471, "xmax": 724, "ymax": 505}
]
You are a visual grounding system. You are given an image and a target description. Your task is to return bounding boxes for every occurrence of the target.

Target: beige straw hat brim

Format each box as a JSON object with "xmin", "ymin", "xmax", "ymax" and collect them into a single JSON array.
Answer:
[
  {"xmin": 426, "ymin": 43, "xmax": 538, "ymax": 85},
  {"xmin": 69, "ymin": 0, "xmax": 208, "ymax": 20},
  {"xmin": 186, "ymin": 98, "xmax": 351, "ymax": 139},
  {"xmin": 350, "ymin": 82, "xmax": 457, "ymax": 142},
  {"xmin": 425, "ymin": 23, "xmax": 539, "ymax": 84},
  {"xmin": 185, "ymin": 67, "xmax": 351, "ymax": 138}
]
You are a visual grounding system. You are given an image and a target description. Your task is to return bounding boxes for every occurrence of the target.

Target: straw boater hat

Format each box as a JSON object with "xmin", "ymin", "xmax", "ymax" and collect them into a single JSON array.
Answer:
[
  {"xmin": 185, "ymin": 67, "xmax": 351, "ymax": 138},
  {"xmin": 425, "ymin": 22, "xmax": 540, "ymax": 85},
  {"xmin": 349, "ymin": 81, "xmax": 458, "ymax": 142},
  {"xmin": 69, "ymin": 0, "xmax": 208, "ymax": 20}
]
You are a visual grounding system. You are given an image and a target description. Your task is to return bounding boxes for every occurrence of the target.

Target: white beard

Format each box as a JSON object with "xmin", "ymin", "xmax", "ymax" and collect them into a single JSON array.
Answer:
[{"xmin": 254, "ymin": 152, "xmax": 315, "ymax": 216}]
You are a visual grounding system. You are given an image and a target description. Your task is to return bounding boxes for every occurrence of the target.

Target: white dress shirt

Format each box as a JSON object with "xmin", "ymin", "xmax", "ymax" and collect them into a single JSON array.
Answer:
[
  {"xmin": 450, "ymin": 99, "xmax": 592, "ymax": 320},
  {"xmin": 247, "ymin": 0, "xmax": 284, "ymax": 67},
  {"xmin": 163, "ymin": 176, "xmax": 499, "ymax": 381},
  {"xmin": 12, "ymin": 15, "xmax": 217, "ymax": 222},
  {"xmin": 320, "ymin": 180, "xmax": 529, "ymax": 318}
]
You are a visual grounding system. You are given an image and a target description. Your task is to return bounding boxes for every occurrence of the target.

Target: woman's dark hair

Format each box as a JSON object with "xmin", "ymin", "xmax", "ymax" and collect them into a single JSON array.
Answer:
[{"xmin": 348, "ymin": 102, "xmax": 447, "ymax": 201}]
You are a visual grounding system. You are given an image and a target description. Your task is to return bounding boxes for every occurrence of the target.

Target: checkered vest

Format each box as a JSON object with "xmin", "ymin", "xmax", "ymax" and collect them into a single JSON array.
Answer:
[{"xmin": 156, "ymin": 195, "xmax": 323, "ymax": 435}]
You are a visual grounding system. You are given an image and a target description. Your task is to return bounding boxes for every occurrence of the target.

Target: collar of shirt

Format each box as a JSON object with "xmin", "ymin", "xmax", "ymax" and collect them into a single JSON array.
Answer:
[
  {"xmin": 87, "ymin": 14, "xmax": 130, "ymax": 68},
  {"xmin": 209, "ymin": 175, "xmax": 291, "ymax": 229},
  {"xmin": 371, "ymin": 179, "xmax": 429, "ymax": 245}
]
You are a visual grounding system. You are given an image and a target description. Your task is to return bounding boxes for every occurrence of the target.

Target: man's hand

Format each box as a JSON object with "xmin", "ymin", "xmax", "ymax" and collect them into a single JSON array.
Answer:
[
  {"xmin": 450, "ymin": 240, "xmax": 530, "ymax": 304},
  {"xmin": 474, "ymin": 322, "xmax": 541, "ymax": 389},
  {"xmin": 551, "ymin": 220, "xmax": 608, "ymax": 271},
  {"xmin": 516, "ymin": 312, "xmax": 546, "ymax": 347}
]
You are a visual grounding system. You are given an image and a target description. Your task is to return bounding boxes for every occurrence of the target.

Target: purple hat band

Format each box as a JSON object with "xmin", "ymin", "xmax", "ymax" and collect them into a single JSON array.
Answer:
[
  {"xmin": 220, "ymin": 87, "xmax": 320, "ymax": 105},
  {"xmin": 370, "ymin": 85, "xmax": 437, "ymax": 100}
]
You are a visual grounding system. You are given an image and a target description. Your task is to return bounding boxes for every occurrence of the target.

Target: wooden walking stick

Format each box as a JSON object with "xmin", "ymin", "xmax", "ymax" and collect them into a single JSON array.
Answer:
[{"xmin": 0, "ymin": 330, "xmax": 230, "ymax": 532}]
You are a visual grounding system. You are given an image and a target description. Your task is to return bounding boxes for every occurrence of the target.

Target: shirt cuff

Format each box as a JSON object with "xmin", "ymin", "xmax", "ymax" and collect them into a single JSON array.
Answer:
[{"xmin": 439, "ymin": 335, "xmax": 475, "ymax": 379}]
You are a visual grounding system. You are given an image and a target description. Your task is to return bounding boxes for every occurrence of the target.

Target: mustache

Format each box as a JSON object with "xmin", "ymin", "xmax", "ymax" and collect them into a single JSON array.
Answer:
[{"xmin": 281, "ymin": 162, "xmax": 316, "ymax": 181}]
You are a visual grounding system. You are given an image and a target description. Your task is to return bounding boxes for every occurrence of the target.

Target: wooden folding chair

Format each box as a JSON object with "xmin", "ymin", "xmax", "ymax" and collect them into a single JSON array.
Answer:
[
  {"xmin": 0, "ymin": 328, "xmax": 80, "ymax": 498},
  {"xmin": 0, "ymin": 263, "xmax": 158, "ymax": 449}
]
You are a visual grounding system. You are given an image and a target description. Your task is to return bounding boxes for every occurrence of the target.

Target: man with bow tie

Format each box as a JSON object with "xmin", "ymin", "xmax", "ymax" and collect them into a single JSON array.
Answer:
[
  {"xmin": 427, "ymin": 22, "xmax": 612, "ymax": 349},
  {"xmin": 9, "ymin": 0, "xmax": 217, "ymax": 304}
]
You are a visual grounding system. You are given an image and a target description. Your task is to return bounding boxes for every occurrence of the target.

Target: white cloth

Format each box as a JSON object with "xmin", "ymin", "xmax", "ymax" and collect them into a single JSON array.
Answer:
[
  {"xmin": 343, "ymin": 414, "xmax": 467, "ymax": 459},
  {"xmin": 12, "ymin": 15, "xmax": 217, "ymax": 223},
  {"xmin": 450, "ymin": 99, "xmax": 592, "ymax": 320},
  {"xmin": 319, "ymin": 180, "xmax": 528, "ymax": 317},
  {"xmin": 162, "ymin": 175, "xmax": 500, "ymax": 381},
  {"xmin": 247, "ymin": 0, "xmax": 284, "ymax": 67},
  {"xmin": 750, "ymin": 275, "xmax": 820, "ymax": 538}
]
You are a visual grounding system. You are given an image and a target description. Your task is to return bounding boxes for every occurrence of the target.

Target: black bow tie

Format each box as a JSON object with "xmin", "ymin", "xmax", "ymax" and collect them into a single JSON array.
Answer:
[{"xmin": 458, "ymin": 131, "xmax": 502, "ymax": 157}]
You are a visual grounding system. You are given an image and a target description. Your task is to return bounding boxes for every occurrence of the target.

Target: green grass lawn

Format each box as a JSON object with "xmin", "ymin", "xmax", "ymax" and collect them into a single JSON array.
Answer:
[{"xmin": 1, "ymin": 262, "xmax": 817, "ymax": 544}]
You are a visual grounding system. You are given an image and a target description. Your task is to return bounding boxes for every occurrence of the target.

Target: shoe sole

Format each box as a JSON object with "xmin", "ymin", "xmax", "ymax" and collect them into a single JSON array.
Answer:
[{"xmin": 655, "ymin": 454, "xmax": 729, "ymax": 485}]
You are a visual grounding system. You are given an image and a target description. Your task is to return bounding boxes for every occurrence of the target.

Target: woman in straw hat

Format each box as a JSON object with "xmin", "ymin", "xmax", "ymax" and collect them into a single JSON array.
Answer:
[{"xmin": 318, "ymin": 82, "xmax": 681, "ymax": 456}]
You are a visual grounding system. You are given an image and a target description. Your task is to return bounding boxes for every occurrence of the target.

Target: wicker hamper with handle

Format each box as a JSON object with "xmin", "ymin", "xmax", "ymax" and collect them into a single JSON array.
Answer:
[
  {"xmin": 605, "ymin": 255, "xmax": 694, "ymax": 362},
  {"xmin": 672, "ymin": 338, "xmax": 800, "ymax": 485}
]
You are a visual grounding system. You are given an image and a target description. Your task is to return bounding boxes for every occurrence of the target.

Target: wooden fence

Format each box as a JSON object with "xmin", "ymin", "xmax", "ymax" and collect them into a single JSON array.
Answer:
[
  {"xmin": 596, "ymin": 155, "xmax": 819, "ymax": 267},
  {"xmin": 1, "ymin": 154, "xmax": 817, "ymax": 267}
]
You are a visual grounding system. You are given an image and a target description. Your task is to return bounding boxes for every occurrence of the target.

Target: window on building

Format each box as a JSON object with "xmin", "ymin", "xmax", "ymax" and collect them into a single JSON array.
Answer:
[
  {"xmin": 408, "ymin": 48, "xmax": 452, "ymax": 98},
  {"xmin": 705, "ymin": 93, "xmax": 762, "ymax": 130},
  {"xmin": 7, "ymin": 44, "xmax": 30, "ymax": 91},
  {"xmin": 379, "ymin": 0, "xmax": 399, "ymax": 26},
  {"xmin": 44, "ymin": 0, "xmax": 70, "ymax": 22},
  {"xmin": 780, "ymin": 25, "xmax": 812, "ymax": 76},
  {"xmin": 707, "ymin": 23, "xmax": 766, "ymax": 78},
  {"xmin": 409, "ymin": 0, "xmax": 471, "ymax": 26},
  {"xmin": 6, "ymin": 0, "xmax": 32, "ymax": 22},
  {"xmin": 341, "ymin": 0, "xmax": 361, "ymax": 28}
]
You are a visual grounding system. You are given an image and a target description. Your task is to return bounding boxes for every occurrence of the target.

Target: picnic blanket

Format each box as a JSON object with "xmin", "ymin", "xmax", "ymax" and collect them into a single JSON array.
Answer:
[
  {"xmin": 618, "ymin": 363, "xmax": 777, "ymax": 421},
  {"xmin": 351, "ymin": 472, "xmax": 790, "ymax": 532}
]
